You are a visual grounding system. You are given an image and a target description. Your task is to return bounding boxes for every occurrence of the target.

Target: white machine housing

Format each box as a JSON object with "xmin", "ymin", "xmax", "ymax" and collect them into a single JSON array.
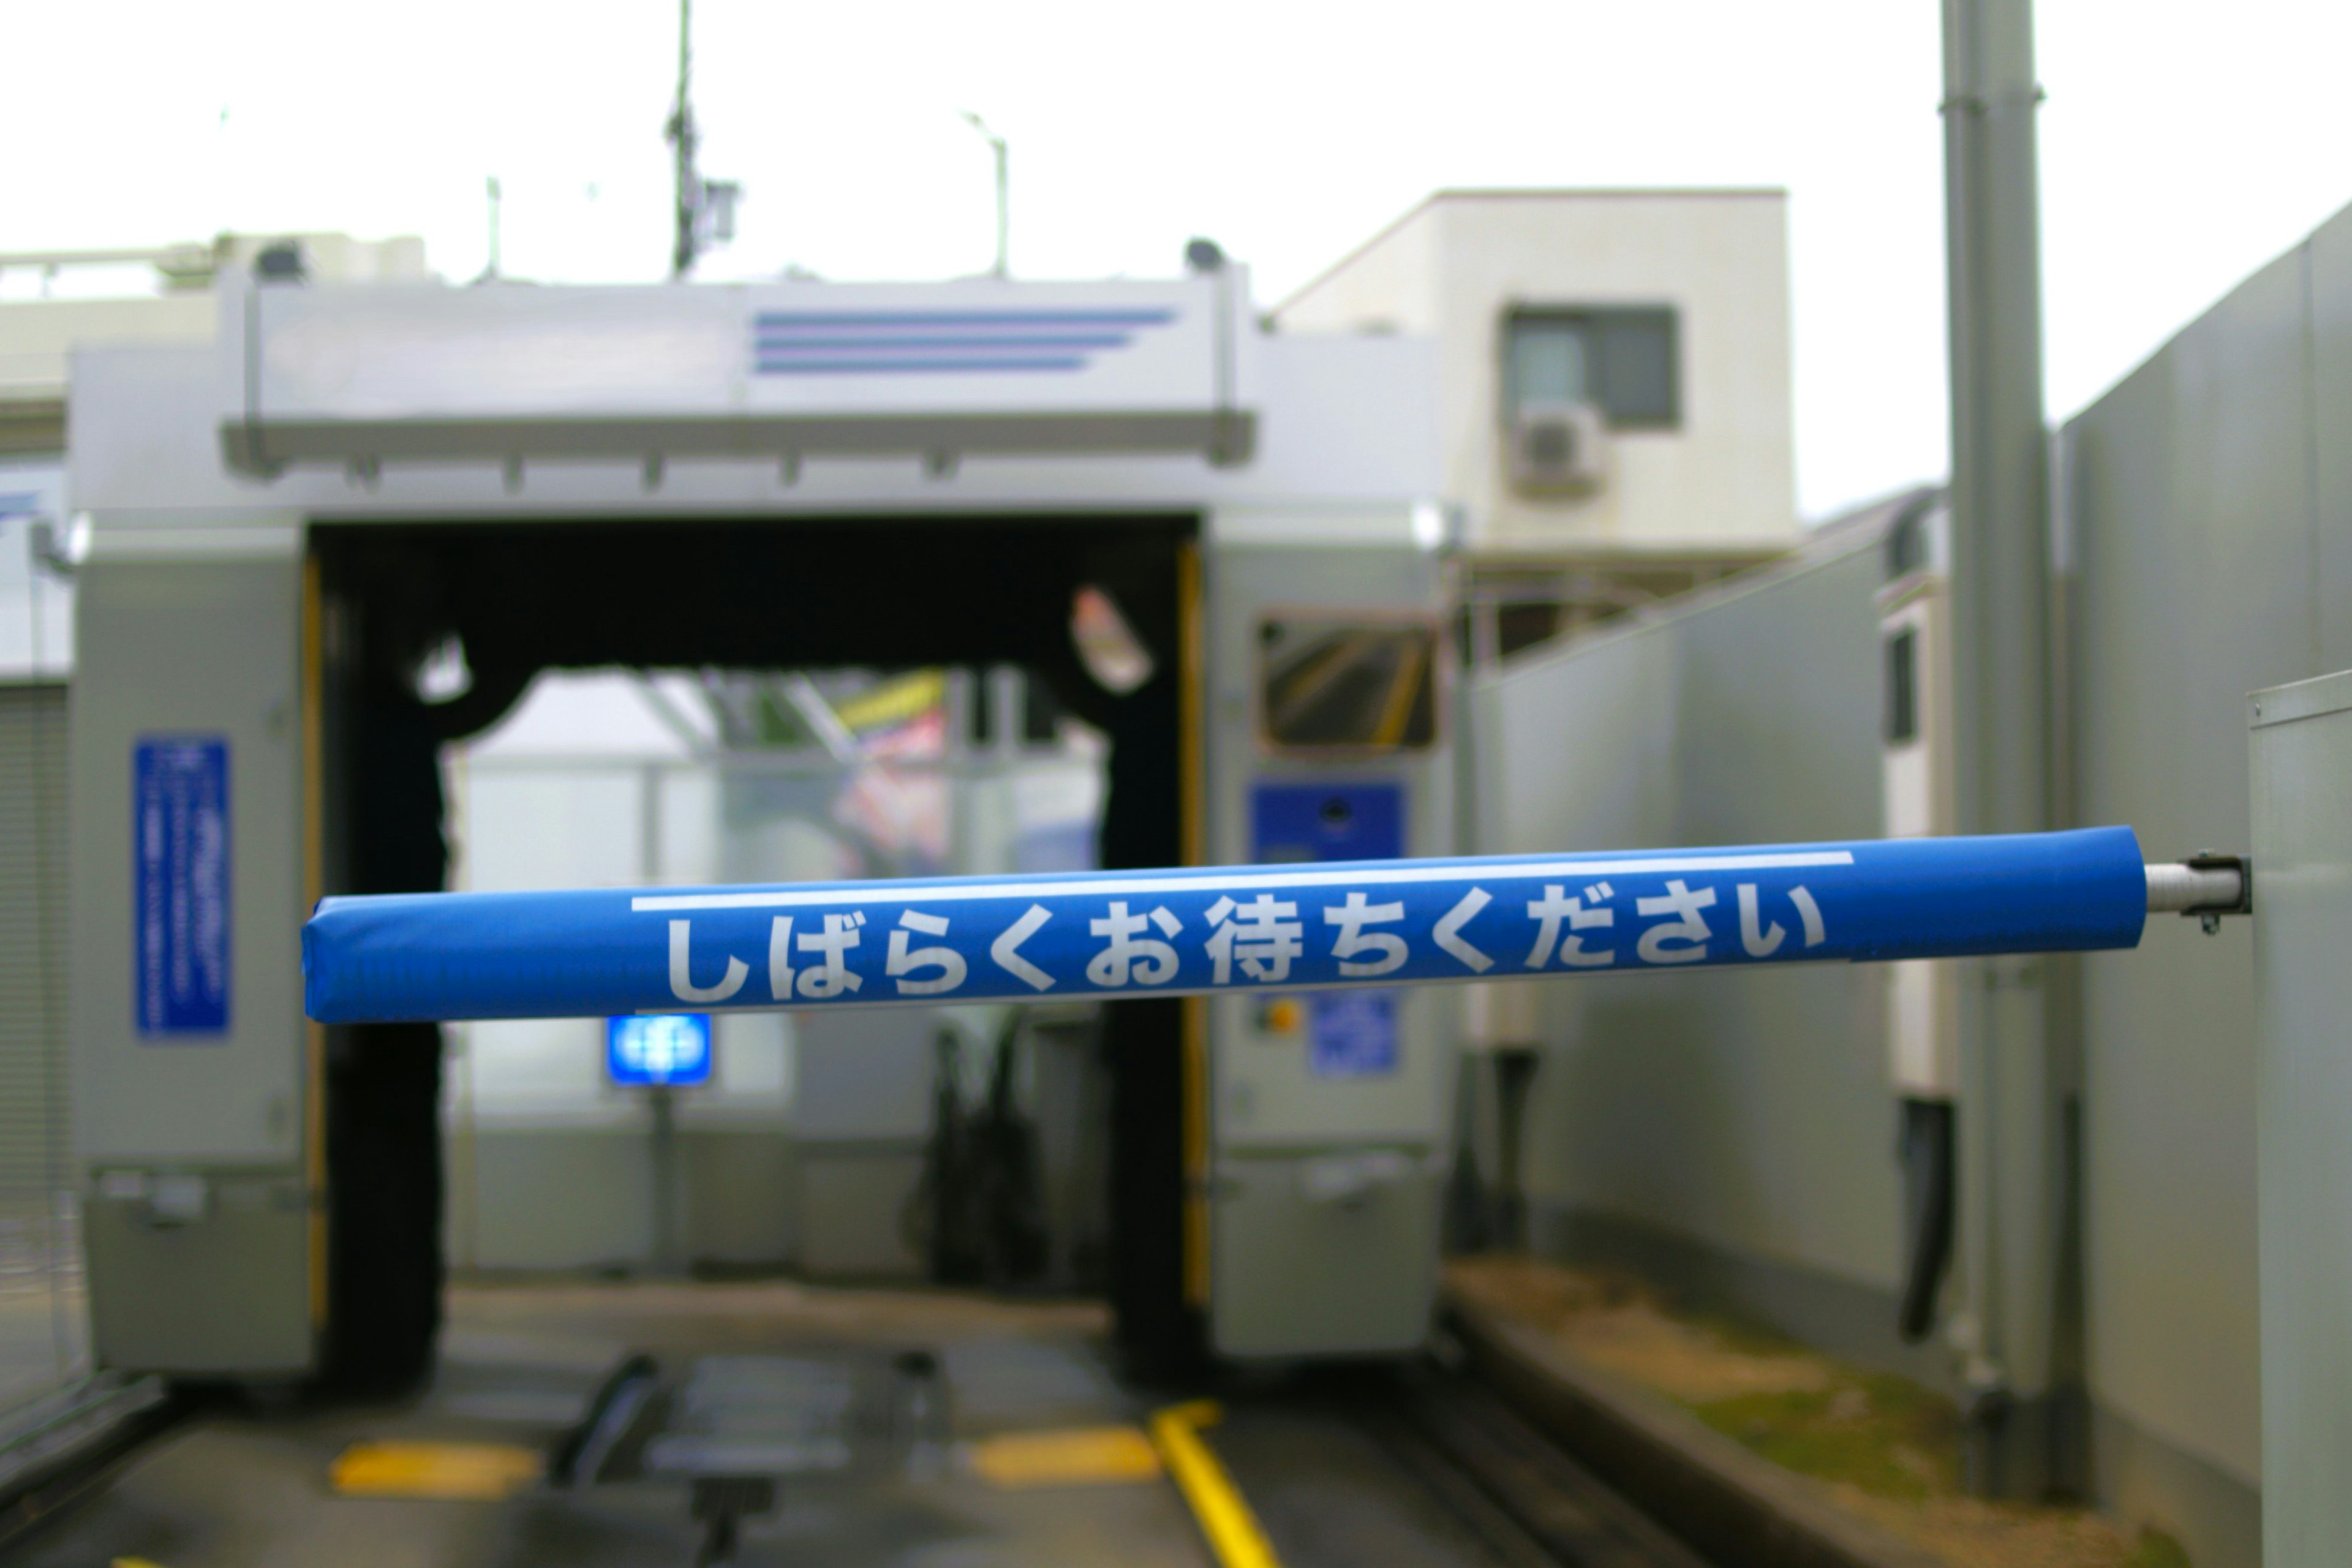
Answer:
[
  {"xmin": 66, "ymin": 271, "xmax": 1455, "ymax": 1376},
  {"xmin": 1877, "ymin": 502, "xmax": 1957, "ymax": 1099}
]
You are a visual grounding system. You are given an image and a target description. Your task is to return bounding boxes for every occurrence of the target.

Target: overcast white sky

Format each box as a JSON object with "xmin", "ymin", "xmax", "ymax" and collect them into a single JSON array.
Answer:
[{"xmin": 7, "ymin": 1, "xmax": 2349, "ymax": 519}]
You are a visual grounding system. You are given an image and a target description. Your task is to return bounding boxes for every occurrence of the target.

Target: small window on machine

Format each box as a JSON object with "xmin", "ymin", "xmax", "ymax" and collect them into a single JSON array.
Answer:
[
  {"xmin": 1259, "ymin": 617, "xmax": 1439, "ymax": 752},
  {"xmin": 1885, "ymin": 627, "xmax": 1918, "ymax": 745}
]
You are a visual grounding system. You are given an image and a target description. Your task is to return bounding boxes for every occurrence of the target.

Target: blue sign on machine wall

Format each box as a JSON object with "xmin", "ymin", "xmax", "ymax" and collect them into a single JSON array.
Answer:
[
  {"xmin": 134, "ymin": 738, "xmax": 230, "ymax": 1036},
  {"xmin": 1254, "ymin": 782, "xmax": 1406, "ymax": 1079},
  {"xmin": 1251, "ymin": 782, "xmax": 1404, "ymax": 867},
  {"xmin": 607, "ymin": 1014, "xmax": 713, "ymax": 1087}
]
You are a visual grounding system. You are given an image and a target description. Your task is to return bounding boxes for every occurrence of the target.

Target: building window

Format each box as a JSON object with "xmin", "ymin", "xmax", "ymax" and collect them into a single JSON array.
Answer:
[
  {"xmin": 1503, "ymin": 307, "xmax": 1680, "ymax": 429},
  {"xmin": 1885, "ymin": 510, "xmax": 1928, "ymax": 581},
  {"xmin": 1885, "ymin": 628, "xmax": 1918, "ymax": 745}
]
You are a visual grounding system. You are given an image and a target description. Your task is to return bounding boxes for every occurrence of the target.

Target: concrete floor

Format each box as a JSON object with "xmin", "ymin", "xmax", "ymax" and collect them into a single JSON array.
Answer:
[
  {"xmin": 10, "ymin": 1280, "xmax": 1537, "ymax": 1568},
  {"xmin": 11, "ymin": 1280, "xmax": 1215, "ymax": 1568},
  {"xmin": 13, "ymin": 1278, "xmax": 1543, "ymax": 1561}
]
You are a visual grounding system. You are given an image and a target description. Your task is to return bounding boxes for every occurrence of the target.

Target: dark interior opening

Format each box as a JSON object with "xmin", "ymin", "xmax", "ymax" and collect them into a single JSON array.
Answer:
[{"xmin": 311, "ymin": 513, "xmax": 1199, "ymax": 1393}]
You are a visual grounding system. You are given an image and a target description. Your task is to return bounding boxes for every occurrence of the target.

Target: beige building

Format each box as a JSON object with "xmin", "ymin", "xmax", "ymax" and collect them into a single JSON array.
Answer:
[
  {"xmin": 1275, "ymin": 190, "xmax": 1800, "ymax": 658},
  {"xmin": 0, "ymin": 233, "xmax": 428, "ymax": 455}
]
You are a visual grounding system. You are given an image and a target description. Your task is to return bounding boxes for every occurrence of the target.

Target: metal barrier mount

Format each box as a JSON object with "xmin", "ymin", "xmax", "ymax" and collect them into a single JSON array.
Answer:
[{"xmin": 302, "ymin": 826, "xmax": 2244, "ymax": 1025}]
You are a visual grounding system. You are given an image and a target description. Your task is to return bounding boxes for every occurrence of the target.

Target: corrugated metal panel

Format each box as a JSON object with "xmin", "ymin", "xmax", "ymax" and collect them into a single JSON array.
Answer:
[
  {"xmin": 0, "ymin": 683, "xmax": 85, "ymax": 1408},
  {"xmin": 2059, "ymin": 209, "xmax": 2352, "ymax": 1520},
  {"xmin": 0, "ymin": 686, "xmax": 68, "ymax": 1188},
  {"xmin": 1466, "ymin": 532, "xmax": 1902, "ymax": 1281}
]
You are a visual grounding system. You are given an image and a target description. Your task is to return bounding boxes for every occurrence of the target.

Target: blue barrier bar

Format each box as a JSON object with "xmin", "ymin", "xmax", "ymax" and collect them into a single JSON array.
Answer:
[{"xmin": 303, "ymin": 827, "xmax": 2150, "ymax": 1024}]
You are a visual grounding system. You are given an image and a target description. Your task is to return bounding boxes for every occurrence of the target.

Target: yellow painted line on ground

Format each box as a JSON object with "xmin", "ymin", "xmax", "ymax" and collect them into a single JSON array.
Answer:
[
  {"xmin": 111, "ymin": 1558, "xmax": 166, "ymax": 1567},
  {"xmin": 969, "ymin": 1424, "xmax": 1164, "ymax": 1488},
  {"xmin": 329, "ymin": 1441, "xmax": 540, "ymax": 1501},
  {"xmin": 1150, "ymin": 1401, "xmax": 1281, "ymax": 1568}
]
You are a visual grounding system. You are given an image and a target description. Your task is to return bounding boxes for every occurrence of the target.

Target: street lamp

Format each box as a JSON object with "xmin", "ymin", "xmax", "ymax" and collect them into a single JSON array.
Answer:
[{"xmin": 960, "ymin": 110, "xmax": 1009, "ymax": 279}]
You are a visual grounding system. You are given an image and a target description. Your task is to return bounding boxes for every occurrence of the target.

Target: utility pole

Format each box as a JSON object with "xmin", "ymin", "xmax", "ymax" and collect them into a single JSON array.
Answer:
[
  {"xmin": 1941, "ymin": 0, "xmax": 2067, "ymax": 1499},
  {"xmin": 666, "ymin": 0, "xmax": 699, "ymax": 279},
  {"xmin": 662, "ymin": 0, "xmax": 742, "ymax": 282},
  {"xmin": 961, "ymin": 111, "xmax": 1009, "ymax": 278}
]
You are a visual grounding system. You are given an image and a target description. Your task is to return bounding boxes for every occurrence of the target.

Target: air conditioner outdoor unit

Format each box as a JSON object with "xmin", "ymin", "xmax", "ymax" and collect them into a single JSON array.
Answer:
[{"xmin": 1507, "ymin": 401, "xmax": 1607, "ymax": 497}]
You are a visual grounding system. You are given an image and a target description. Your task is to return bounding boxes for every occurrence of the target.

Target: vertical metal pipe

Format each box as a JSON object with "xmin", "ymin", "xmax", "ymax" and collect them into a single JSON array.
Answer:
[
  {"xmin": 1941, "ymin": 0, "xmax": 2064, "ymax": 1499},
  {"xmin": 993, "ymin": 137, "xmax": 1011, "ymax": 280},
  {"xmin": 640, "ymin": 764, "xmax": 684, "ymax": 1276},
  {"xmin": 649, "ymin": 1084, "xmax": 681, "ymax": 1275},
  {"xmin": 666, "ymin": 0, "xmax": 699, "ymax": 280}
]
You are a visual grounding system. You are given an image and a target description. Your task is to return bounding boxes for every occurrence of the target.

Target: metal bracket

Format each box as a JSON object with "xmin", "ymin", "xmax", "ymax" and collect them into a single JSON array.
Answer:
[{"xmin": 2184, "ymin": 850, "xmax": 2253, "ymax": 934}]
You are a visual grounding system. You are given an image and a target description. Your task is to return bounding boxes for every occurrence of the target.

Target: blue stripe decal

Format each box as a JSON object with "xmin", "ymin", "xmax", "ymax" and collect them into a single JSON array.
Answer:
[
  {"xmin": 303, "ymin": 828, "xmax": 2149, "ymax": 1023},
  {"xmin": 753, "ymin": 310, "xmax": 1177, "ymax": 328},
  {"xmin": 753, "ymin": 335, "xmax": 1135, "ymax": 351},
  {"xmin": 753, "ymin": 357, "xmax": 1088, "ymax": 374},
  {"xmin": 748, "ymin": 307, "xmax": 1178, "ymax": 375}
]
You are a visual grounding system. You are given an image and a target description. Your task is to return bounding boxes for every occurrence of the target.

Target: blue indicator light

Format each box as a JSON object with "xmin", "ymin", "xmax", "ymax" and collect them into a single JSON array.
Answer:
[{"xmin": 606, "ymin": 1013, "xmax": 712, "ymax": 1087}]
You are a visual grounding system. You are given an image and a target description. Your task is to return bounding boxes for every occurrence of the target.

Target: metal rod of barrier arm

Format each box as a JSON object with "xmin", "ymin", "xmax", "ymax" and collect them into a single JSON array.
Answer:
[{"xmin": 301, "ymin": 826, "xmax": 2234, "ymax": 1025}]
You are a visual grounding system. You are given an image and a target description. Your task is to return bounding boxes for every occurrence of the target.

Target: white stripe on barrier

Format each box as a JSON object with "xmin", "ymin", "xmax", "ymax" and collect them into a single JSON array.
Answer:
[{"xmin": 628, "ymin": 851, "xmax": 1860, "ymax": 913}]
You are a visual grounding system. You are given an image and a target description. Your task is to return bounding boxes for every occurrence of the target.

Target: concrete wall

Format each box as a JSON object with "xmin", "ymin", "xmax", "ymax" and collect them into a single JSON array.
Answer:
[
  {"xmin": 0, "ymin": 293, "xmax": 217, "ymax": 406},
  {"xmin": 440, "ymin": 671, "xmax": 1104, "ymax": 1281},
  {"xmin": 0, "ymin": 684, "xmax": 89, "ymax": 1412},
  {"xmin": 0, "ymin": 459, "xmax": 73, "ymax": 680},
  {"xmin": 1465, "ymin": 518, "xmax": 1914, "ymax": 1363},
  {"xmin": 445, "ymin": 1011, "xmax": 810, "ymax": 1273},
  {"xmin": 1275, "ymin": 190, "xmax": 1797, "ymax": 550},
  {"xmin": 1464, "ymin": 198, "xmax": 2352, "ymax": 1568}
]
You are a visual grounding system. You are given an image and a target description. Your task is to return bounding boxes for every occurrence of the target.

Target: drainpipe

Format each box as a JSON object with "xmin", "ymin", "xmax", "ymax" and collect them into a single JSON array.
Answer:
[{"xmin": 1940, "ymin": 0, "xmax": 2067, "ymax": 1499}]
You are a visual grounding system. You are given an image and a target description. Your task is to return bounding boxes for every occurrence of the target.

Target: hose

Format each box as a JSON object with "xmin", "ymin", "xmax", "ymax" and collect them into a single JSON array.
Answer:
[{"xmin": 1896, "ymin": 1097, "xmax": 1956, "ymax": 1343}]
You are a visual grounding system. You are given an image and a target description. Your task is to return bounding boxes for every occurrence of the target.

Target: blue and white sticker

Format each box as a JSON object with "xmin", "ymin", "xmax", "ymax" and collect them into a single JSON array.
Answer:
[
  {"xmin": 135, "ymin": 737, "xmax": 230, "ymax": 1036},
  {"xmin": 303, "ymin": 827, "xmax": 2151, "ymax": 1025},
  {"xmin": 1254, "ymin": 781, "xmax": 1406, "ymax": 1078},
  {"xmin": 1310, "ymin": 992, "xmax": 1398, "ymax": 1079}
]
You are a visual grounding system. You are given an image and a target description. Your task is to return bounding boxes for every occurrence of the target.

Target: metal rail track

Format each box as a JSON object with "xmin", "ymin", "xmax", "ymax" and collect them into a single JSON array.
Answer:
[
  {"xmin": 1359, "ymin": 1366, "xmax": 1715, "ymax": 1568},
  {"xmin": 1199, "ymin": 1359, "xmax": 1713, "ymax": 1568},
  {"xmin": 0, "ymin": 1379, "xmax": 187, "ymax": 1556}
]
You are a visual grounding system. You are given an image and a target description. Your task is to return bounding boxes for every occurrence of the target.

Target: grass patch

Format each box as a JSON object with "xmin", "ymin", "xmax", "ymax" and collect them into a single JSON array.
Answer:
[
  {"xmin": 1685, "ymin": 1308, "xmax": 1812, "ymax": 1360},
  {"xmin": 1452, "ymin": 1259, "xmax": 2178, "ymax": 1565},
  {"xmin": 1685, "ymin": 1371, "xmax": 1962, "ymax": 1502},
  {"xmin": 2126, "ymin": 1528, "xmax": 2192, "ymax": 1568}
]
